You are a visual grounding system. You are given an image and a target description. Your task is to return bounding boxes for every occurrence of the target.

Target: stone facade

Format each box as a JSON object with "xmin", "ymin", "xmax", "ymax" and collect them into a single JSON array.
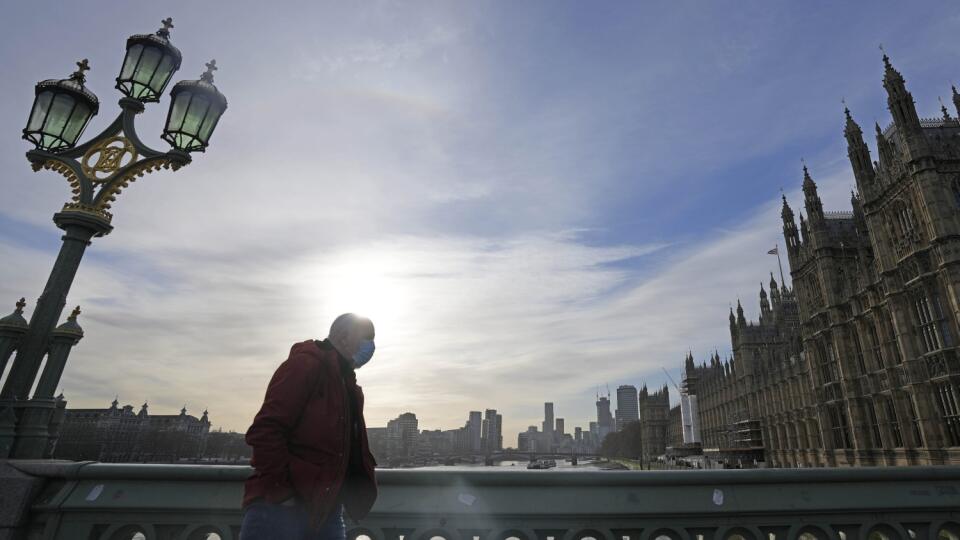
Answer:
[
  {"xmin": 637, "ymin": 384, "xmax": 670, "ymax": 458},
  {"xmin": 784, "ymin": 56, "xmax": 960, "ymax": 466},
  {"xmin": 54, "ymin": 400, "xmax": 210, "ymax": 462},
  {"xmin": 681, "ymin": 57, "xmax": 960, "ymax": 467}
]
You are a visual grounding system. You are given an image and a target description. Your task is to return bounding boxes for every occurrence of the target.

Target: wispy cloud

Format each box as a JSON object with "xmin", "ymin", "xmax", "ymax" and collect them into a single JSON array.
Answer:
[{"xmin": 1, "ymin": 1, "xmax": 957, "ymax": 441}]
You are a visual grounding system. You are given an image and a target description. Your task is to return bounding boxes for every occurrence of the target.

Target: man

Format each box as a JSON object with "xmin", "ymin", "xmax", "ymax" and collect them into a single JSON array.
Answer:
[{"xmin": 240, "ymin": 313, "xmax": 378, "ymax": 540}]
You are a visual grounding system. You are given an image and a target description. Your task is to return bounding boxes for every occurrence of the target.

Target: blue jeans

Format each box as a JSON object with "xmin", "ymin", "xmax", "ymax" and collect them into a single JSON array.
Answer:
[{"xmin": 240, "ymin": 500, "xmax": 345, "ymax": 540}]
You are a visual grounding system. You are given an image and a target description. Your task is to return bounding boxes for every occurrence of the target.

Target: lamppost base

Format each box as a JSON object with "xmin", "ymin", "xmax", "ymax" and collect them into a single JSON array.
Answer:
[{"xmin": 53, "ymin": 207, "xmax": 113, "ymax": 237}]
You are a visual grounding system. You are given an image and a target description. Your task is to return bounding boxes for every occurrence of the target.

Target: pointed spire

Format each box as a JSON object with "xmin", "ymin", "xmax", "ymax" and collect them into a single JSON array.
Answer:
[
  {"xmin": 881, "ymin": 50, "xmax": 904, "ymax": 91},
  {"xmin": 802, "ymin": 163, "xmax": 815, "ymax": 190},
  {"xmin": 844, "ymin": 106, "xmax": 875, "ymax": 189},
  {"xmin": 781, "ymin": 194, "xmax": 794, "ymax": 221},
  {"xmin": 881, "ymin": 51, "xmax": 924, "ymax": 146},
  {"xmin": 844, "ymin": 104, "xmax": 859, "ymax": 134},
  {"xmin": 802, "ymin": 165, "xmax": 824, "ymax": 223},
  {"xmin": 939, "ymin": 96, "xmax": 951, "ymax": 121},
  {"xmin": 952, "ymin": 84, "xmax": 960, "ymax": 118},
  {"xmin": 782, "ymin": 195, "xmax": 800, "ymax": 255},
  {"xmin": 770, "ymin": 272, "xmax": 778, "ymax": 290},
  {"xmin": 875, "ymin": 121, "xmax": 895, "ymax": 168}
]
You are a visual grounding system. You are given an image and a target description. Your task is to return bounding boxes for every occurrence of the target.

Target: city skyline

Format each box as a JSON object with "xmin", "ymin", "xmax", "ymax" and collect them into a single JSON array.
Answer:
[{"xmin": 3, "ymin": 3, "xmax": 960, "ymax": 439}]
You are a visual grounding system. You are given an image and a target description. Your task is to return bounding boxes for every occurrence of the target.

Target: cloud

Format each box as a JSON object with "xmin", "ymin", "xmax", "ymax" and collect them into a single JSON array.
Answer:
[
  {"xmin": 0, "ymin": 0, "xmax": 954, "ymax": 445},
  {"xmin": 0, "ymin": 155, "xmax": 857, "ymax": 441}
]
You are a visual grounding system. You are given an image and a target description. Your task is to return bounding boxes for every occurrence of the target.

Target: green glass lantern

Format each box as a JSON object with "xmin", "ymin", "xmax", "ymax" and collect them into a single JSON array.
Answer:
[
  {"xmin": 162, "ymin": 60, "xmax": 227, "ymax": 152},
  {"xmin": 22, "ymin": 59, "xmax": 100, "ymax": 152},
  {"xmin": 115, "ymin": 18, "xmax": 182, "ymax": 102}
]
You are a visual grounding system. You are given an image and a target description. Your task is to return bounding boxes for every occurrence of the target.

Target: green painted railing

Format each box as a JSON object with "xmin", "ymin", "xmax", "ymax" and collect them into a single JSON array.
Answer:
[{"xmin": 8, "ymin": 461, "xmax": 960, "ymax": 540}]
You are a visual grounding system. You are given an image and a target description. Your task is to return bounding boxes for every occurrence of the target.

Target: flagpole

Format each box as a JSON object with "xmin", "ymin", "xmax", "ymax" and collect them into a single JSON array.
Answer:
[{"xmin": 775, "ymin": 243, "xmax": 787, "ymax": 287}]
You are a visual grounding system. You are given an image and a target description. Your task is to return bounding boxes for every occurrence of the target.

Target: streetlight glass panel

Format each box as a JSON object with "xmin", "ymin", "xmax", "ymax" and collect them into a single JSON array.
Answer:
[
  {"xmin": 44, "ymin": 94, "xmax": 77, "ymax": 149},
  {"xmin": 181, "ymin": 96, "xmax": 210, "ymax": 138},
  {"xmin": 197, "ymin": 106, "xmax": 221, "ymax": 142},
  {"xmin": 26, "ymin": 91, "xmax": 53, "ymax": 133},
  {"xmin": 119, "ymin": 44, "xmax": 143, "ymax": 81},
  {"xmin": 61, "ymin": 101, "xmax": 92, "ymax": 146},
  {"xmin": 132, "ymin": 47, "xmax": 162, "ymax": 98},
  {"xmin": 167, "ymin": 92, "xmax": 189, "ymax": 131},
  {"xmin": 152, "ymin": 54, "xmax": 177, "ymax": 95},
  {"xmin": 117, "ymin": 39, "xmax": 180, "ymax": 102}
]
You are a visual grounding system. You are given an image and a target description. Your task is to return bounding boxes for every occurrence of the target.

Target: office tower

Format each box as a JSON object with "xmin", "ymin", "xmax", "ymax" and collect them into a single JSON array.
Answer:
[{"xmin": 615, "ymin": 385, "xmax": 639, "ymax": 431}]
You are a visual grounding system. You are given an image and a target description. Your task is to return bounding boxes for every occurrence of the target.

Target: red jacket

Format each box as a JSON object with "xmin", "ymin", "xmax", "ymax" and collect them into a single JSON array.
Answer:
[{"xmin": 243, "ymin": 339, "xmax": 378, "ymax": 523}]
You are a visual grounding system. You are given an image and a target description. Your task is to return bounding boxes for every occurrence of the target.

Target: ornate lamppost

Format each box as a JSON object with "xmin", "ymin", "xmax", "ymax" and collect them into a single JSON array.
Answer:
[{"xmin": 0, "ymin": 18, "xmax": 227, "ymax": 459}]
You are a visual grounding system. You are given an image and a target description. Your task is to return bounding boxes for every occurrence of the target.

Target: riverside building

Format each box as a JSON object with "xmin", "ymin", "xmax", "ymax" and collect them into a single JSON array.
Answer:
[{"xmin": 680, "ymin": 56, "xmax": 960, "ymax": 467}]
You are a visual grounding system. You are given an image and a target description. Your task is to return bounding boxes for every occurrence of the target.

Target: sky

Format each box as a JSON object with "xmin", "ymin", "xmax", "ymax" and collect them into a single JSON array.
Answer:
[{"xmin": 1, "ymin": 1, "xmax": 959, "ymax": 442}]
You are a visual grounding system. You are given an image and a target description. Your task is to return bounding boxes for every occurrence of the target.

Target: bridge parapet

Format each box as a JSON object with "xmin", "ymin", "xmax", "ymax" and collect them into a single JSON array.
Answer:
[{"xmin": 5, "ymin": 461, "xmax": 960, "ymax": 540}]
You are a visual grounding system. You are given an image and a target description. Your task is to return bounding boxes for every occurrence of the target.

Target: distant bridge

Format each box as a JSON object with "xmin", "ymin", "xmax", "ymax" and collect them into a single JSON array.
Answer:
[{"xmin": 431, "ymin": 451, "xmax": 602, "ymax": 463}]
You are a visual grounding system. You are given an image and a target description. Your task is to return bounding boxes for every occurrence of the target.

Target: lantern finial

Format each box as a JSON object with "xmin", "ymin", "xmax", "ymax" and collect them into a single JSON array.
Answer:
[
  {"xmin": 158, "ymin": 17, "xmax": 174, "ymax": 39},
  {"xmin": 71, "ymin": 59, "xmax": 90, "ymax": 85},
  {"xmin": 68, "ymin": 306, "xmax": 81, "ymax": 321},
  {"xmin": 201, "ymin": 60, "xmax": 217, "ymax": 83}
]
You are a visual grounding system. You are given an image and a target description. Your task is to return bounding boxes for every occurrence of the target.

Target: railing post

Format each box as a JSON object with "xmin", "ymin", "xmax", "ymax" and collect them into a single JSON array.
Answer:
[
  {"xmin": 0, "ymin": 299, "xmax": 30, "ymax": 459},
  {"xmin": 0, "ymin": 298, "xmax": 29, "ymax": 383},
  {"xmin": 8, "ymin": 308, "xmax": 84, "ymax": 459},
  {"xmin": 33, "ymin": 307, "xmax": 83, "ymax": 399}
]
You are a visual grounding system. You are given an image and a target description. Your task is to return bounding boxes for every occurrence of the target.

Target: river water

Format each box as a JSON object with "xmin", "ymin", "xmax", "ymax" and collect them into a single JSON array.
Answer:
[{"xmin": 399, "ymin": 459, "xmax": 610, "ymax": 471}]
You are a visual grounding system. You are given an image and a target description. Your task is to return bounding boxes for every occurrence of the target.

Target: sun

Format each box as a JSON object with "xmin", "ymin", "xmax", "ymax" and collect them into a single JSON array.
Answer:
[{"xmin": 304, "ymin": 251, "xmax": 414, "ymax": 342}]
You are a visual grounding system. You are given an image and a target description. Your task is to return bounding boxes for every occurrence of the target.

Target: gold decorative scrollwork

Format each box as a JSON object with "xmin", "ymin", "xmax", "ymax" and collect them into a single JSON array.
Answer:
[
  {"xmin": 61, "ymin": 202, "xmax": 113, "ymax": 221},
  {"xmin": 93, "ymin": 157, "xmax": 182, "ymax": 212},
  {"xmin": 81, "ymin": 136, "xmax": 138, "ymax": 183}
]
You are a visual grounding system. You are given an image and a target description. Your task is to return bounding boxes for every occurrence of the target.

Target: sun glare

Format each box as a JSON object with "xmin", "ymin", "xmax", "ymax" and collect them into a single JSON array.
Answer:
[{"xmin": 306, "ymin": 252, "xmax": 414, "ymax": 343}]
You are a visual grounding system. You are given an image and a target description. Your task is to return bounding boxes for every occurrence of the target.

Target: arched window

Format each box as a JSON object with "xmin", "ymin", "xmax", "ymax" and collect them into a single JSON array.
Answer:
[{"xmin": 894, "ymin": 200, "xmax": 915, "ymax": 235}]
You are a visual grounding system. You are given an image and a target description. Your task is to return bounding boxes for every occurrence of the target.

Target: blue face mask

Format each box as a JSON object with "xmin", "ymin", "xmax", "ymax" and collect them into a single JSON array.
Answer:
[{"xmin": 352, "ymin": 340, "xmax": 375, "ymax": 369}]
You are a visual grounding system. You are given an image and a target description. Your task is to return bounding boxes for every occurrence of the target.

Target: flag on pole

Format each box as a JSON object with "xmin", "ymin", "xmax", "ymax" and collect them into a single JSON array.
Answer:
[{"xmin": 767, "ymin": 247, "xmax": 778, "ymax": 255}]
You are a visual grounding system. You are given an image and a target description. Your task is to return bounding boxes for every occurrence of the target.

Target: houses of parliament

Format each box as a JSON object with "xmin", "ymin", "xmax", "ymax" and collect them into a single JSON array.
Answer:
[{"xmin": 673, "ymin": 56, "xmax": 960, "ymax": 467}]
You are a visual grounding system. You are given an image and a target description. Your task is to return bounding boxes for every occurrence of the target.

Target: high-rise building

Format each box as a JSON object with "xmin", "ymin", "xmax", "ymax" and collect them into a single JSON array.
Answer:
[
  {"xmin": 615, "ymin": 385, "xmax": 640, "ymax": 431},
  {"xmin": 542, "ymin": 402, "xmax": 554, "ymax": 435},
  {"xmin": 467, "ymin": 411, "xmax": 482, "ymax": 452},
  {"xmin": 482, "ymin": 409, "xmax": 502, "ymax": 451},
  {"xmin": 518, "ymin": 426, "xmax": 538, "ymax": 452},
  {"xmin": 555, "ymin": 418, "xmax": 565, "ymax": 436},
  {"xmin": 596, "ymin": 396, "xmax": 614, "ymax": 441},
  {"xmin": 387, "ymin": 412, "xmax": 419, "ymax": 457}
]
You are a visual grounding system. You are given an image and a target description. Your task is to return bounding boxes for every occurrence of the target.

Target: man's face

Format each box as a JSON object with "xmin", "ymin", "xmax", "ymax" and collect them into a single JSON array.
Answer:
[{"xmin": 343, "ymin": 319, "xmax": 376, "ymax": 359}]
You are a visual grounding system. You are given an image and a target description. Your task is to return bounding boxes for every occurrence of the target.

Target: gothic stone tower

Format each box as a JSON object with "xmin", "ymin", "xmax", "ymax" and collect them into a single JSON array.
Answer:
[{"xmin": 782, "ymin": 55, "xmax": 960, "ymax": 466}]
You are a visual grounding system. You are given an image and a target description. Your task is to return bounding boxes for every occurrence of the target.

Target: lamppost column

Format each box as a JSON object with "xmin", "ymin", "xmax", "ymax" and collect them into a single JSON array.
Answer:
[{"xmin": 0, "ymin": 210, "xmax": 110, "ymax": 399}]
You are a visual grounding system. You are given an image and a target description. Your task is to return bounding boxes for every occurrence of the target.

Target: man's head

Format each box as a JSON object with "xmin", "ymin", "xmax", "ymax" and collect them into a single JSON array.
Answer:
[{"xmin": 328, "ymin": 313, "xmax": 376, "ymax": 368}]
